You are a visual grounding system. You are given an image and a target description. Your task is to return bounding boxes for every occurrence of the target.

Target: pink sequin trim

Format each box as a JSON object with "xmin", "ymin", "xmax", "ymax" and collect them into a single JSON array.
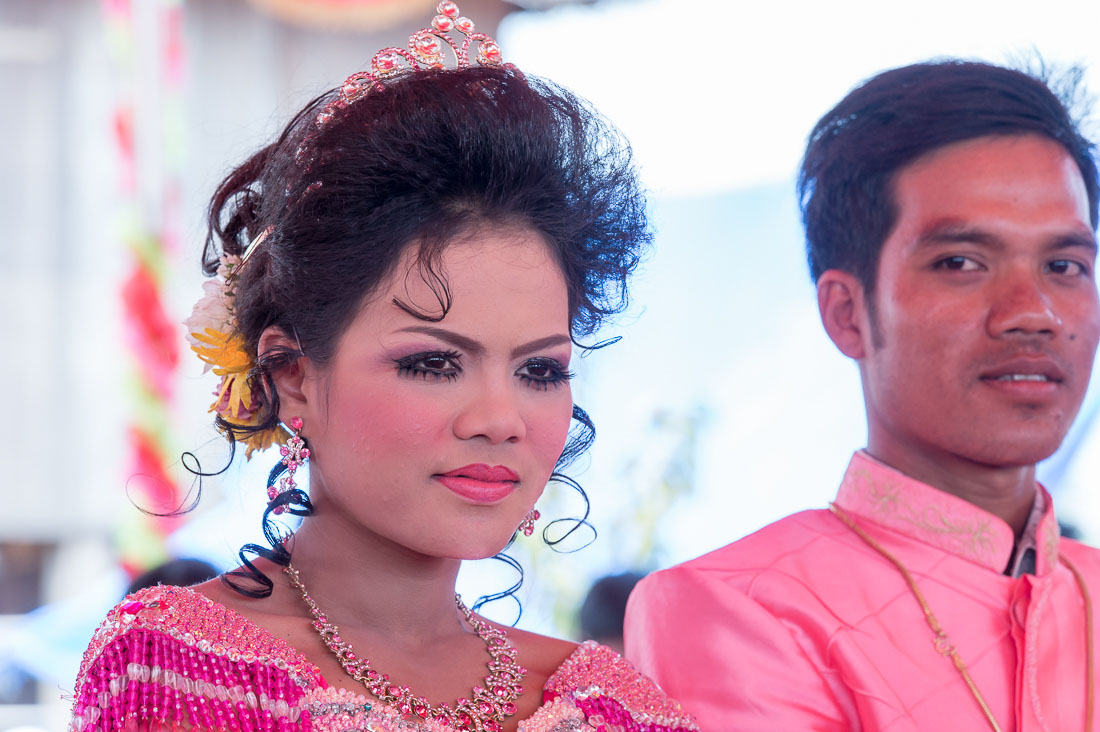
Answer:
[
  {"xmin": 303, "ymin": 686, "xmax": 455, "ymax": 732},
  {"xmin": 540, "ymin": 642, "xmax": 698, "ymax": 731}
]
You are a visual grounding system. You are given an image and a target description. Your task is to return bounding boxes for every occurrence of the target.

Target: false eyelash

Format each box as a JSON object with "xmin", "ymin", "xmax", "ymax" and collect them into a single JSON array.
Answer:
[
  {"xmin": 519, "ymin": 358, "xmax": 575, "ymax": 391},
  {"xmin": 394, "ymin": 350, "xmax": 463, "ymax": 381}
]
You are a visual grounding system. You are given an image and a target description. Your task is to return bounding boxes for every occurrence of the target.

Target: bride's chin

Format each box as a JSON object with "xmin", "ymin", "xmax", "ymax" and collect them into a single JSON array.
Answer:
[{"xmin": 442, "ymin": 534, "xmax": 527, "ymax": 561}]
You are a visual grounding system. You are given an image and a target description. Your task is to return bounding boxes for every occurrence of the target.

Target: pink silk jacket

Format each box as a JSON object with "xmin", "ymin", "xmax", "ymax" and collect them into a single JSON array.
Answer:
[{"xmin": 625, "ymin": 451, "xmax": 1100, "ymax": 731}]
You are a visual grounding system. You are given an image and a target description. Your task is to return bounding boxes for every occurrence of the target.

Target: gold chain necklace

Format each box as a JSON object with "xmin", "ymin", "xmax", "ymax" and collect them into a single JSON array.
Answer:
[
  {"xmin": 284, "ymin": 563, "xmax": 526, "ymax": 731},
  {"xmin": 829, "ymin": 503, "xmax": 1093, "ymax": 732}
]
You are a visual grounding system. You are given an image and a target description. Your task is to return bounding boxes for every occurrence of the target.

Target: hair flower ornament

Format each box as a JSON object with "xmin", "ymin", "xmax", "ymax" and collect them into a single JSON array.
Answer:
[{"xmin": 184, "ymin": 254, "xmax": 280, "ymax": 457}]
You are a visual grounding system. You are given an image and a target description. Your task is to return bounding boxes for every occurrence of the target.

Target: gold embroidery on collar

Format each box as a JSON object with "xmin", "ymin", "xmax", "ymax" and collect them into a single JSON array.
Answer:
[
  {"xmin": 1041, "ymin": 517, "xmax": 1060, "ymax": 573},
  {"xmin": 847, "ymin": 466, "xmax": 998, "ymax": 564}
]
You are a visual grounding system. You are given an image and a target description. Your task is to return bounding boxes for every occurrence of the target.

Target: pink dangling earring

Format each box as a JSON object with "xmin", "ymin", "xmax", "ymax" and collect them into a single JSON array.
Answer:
[
  {"xmin": 519, "ymin": 508, "xmax": 541, "ymax": 537},
  {"xmin": 267, "ymin": 416, "xmax": 310, "ymax": 514}
]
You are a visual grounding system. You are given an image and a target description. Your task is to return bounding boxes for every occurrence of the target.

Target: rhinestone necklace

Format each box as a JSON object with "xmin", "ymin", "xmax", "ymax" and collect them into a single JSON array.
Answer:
[
  {"xmin": 829, "ymin": 503, "xmax": 1093, "ymax": 732},
  {"xmin": 284, "ymin": 563, "xmax": 526, "ymax": 731}
]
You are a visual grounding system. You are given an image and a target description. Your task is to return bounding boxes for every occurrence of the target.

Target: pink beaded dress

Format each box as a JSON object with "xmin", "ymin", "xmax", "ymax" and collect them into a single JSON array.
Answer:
[{"xmin": 69, "ymin": 585, "xmax": 697, "ymax": 732}]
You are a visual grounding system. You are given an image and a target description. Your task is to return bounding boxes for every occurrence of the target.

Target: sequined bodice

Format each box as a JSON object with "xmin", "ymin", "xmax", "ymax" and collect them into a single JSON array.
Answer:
[{"xmin": 69, "ymin": 586, "xmax": 696, "ymax": 732}]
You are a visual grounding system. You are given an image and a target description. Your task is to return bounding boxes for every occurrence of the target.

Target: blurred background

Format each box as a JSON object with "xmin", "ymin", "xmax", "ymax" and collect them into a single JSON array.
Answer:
[{"xmin": 4, "ymin": 0, "xmax": 1100, "ymax": 729}]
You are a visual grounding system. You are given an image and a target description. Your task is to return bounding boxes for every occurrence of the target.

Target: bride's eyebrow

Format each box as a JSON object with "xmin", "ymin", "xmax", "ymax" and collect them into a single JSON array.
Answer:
[
  {"xmin": 395, "ymin": 326, "xmax": 483, "ymax": 354},
  {"xmin": 511, "ymin": 334, "xmax": 571, "ymax": 359},
  {"xmin": 394, "ymin": 326, "xmax": 571, "ymax": 359}
]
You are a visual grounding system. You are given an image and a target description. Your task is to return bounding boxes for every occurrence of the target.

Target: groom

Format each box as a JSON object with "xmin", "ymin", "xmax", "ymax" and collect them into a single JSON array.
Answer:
[{"xmin": 626, "ymin": 60, "xmax": 1100, "ymax": 729}]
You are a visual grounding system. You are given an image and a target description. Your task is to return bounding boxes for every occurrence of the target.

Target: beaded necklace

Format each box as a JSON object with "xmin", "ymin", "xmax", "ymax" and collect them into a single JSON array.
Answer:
[
  {"xmin": 284, "ymin": 563, "xmax": 526, "ymax": 731},
  {"xmin": 829, "ymin": 502, "xmax": 1093, "ymax": 732}
]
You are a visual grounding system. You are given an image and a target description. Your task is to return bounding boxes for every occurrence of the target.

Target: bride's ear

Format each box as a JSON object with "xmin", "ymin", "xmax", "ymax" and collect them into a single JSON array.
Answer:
[{"xmin": 257, "ymin": 327, "xmax": 311, "ymax": 421}]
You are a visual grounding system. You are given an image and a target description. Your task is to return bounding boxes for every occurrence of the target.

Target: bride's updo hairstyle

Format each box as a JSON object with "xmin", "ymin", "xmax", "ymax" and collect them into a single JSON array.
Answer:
[
  {"xmin": 203, "ymin": 65, "xmax": 649, "ymax": 599},
  {"xmin": 209, "ymin": 65, "xmax": 645, "ymax": 435}
]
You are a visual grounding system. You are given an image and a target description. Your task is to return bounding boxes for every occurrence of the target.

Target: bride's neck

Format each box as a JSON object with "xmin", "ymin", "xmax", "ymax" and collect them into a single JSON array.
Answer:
[{"xmin": 286, "ymin": 513, "xmax": 465, "ymax": 641}]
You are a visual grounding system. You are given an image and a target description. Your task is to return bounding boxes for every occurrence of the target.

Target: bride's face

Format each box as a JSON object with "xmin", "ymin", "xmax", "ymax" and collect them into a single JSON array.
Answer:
[{"xmin": 296, "ymin": 225, "xmax": 574, "ymax": 558}]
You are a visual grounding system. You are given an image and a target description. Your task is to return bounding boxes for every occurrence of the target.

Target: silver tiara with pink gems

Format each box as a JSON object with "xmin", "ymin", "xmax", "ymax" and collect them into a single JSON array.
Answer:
[{"xmin": 313, "ymin": 1, "xmax": 504, "ymax": 129}]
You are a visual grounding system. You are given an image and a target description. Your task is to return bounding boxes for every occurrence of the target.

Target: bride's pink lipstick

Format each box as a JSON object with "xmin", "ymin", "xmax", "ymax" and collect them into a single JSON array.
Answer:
[{"xmin": 435, "ymin": 464, "xmax": 519, "ymax": 504}]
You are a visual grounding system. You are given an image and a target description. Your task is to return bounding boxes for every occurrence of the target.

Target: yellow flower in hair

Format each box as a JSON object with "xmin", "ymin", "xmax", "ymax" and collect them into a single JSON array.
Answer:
[
  {"xmin": 184, "ymin": 256, "xmax": 281, "ymax": 458},
  {"xmin": 239, "ymin": 426, "xmax": 281, "ymax": 457},
  {"xmin": 190, "ymin": 327, "xmax": 255, "ymax": 418}
]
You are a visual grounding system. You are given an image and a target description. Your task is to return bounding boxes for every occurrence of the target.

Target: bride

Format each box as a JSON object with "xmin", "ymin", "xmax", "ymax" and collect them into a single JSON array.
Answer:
[{"xmin": 69, "ymin": 4, "xmax": 697, "ymax": 732}]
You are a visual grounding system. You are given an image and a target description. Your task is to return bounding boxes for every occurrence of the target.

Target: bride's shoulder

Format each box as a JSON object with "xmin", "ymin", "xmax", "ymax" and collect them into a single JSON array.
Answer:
[
  {"xmin": 519, "ymin": 640, "xmax": 701, "ymax": 732},
  {"xmin": 499, "ymin": 625, "xmax": 580, "ymax": 680},
  {"xmin": 544, "ymin": 640, "xmax": 655, "ymax": 693},
  {"xmin": 69, "ymin": 583, "xmax": 325, "ymax": 732},
  {"xmin": 78, "ymin": 582, "xmax": 320, "ymax": 678}
]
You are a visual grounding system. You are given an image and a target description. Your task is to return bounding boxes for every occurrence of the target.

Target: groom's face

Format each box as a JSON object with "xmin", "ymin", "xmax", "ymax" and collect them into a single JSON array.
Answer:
[{"xmin": 861, "ymin": 133, "xmax": 1100, "ymax": 468}]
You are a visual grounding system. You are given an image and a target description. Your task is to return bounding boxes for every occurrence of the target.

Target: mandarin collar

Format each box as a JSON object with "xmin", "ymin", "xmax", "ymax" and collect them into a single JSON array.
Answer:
[{"xmin": 834, "ymin": 450, "xmax": 1061, "ymax": 576}]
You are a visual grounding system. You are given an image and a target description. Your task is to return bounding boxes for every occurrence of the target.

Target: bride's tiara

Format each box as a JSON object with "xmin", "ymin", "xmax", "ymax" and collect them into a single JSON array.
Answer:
[{"xmin": 315, "ymin": 0, "xmax": 505, "ymax": 129}]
